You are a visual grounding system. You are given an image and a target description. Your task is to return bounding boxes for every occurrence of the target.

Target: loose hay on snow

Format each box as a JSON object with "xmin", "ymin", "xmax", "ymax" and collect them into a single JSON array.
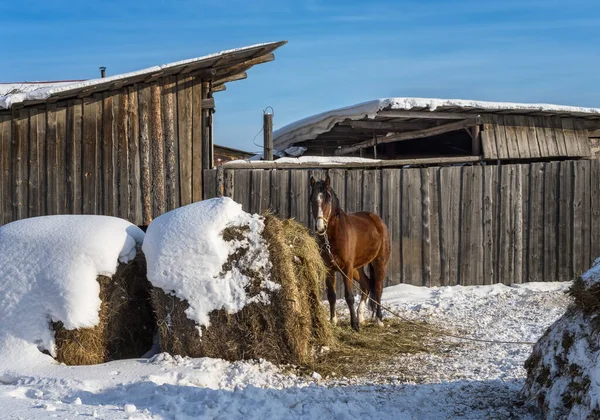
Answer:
[
  {"xmin": 310, "ymin": 318, "xmax": 441, "ymax": 379},
  {"xmin": 53, "ymin": 250, "xmax": 155, "ymax": 365},
  {"xmin": 151, "ymin": 214, "xmax": 333, "ymax": 365}
]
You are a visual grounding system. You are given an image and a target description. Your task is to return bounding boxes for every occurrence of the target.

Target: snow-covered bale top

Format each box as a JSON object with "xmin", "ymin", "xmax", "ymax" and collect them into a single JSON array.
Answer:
[
  {"xmin": 273, "ymin": 97, "xmax": 600, "ymax": 151},
  {"xmin": 143, "ymin": 197, "xmax": 331, "ymax": 364},
  {"xmin": 523, "ymin": 258, "xmax": 600, "ymax": 418},
  {"xmin": 143, "ymin": 197, "xmax": 275, "ymax": 330},
  {"xmin": 0, "ymin": 216, "xmax": 145, "ymax": 371}
]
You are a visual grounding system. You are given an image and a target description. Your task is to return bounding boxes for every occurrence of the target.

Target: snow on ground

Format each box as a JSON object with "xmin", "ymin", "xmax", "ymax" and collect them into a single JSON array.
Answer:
[
  {"xmin": 364, "ymin": 282, "xmax": 572, "ymax": 385},
  {"xmin": 143, "ymin": 197, "xmax": 275, "ymax": 331},
  {"xmin": 0, "ymin": 215, "xmax": 144, "ymax": 372},
  {"xmin": 0, "ymin": 280, "xmax": 571, "ymax": 419}
]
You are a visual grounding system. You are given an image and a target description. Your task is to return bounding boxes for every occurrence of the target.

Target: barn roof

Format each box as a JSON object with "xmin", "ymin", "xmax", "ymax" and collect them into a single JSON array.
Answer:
[
  {"xmin": 273, "ymin": 97, "xmax": 600, "ymax": 152},
  {"xmin": 0, "ymin": 41, "xmax": 286, "ymax": 110}
]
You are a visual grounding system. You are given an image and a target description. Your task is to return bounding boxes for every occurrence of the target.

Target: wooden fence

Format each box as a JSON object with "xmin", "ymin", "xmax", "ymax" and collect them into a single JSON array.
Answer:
[{"xmin": 204, "ymin": 159, "xmax": 600, "ymax": 292}]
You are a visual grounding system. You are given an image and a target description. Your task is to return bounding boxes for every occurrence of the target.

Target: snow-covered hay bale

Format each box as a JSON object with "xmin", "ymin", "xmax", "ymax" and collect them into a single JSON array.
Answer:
[
  {"xmin": 53, "ymin": 251, "xmax": 154, "ymax": 365},
  {"xmin": 523, "ymin": 260, "xmax": 600, "ymax": 418},
  {"xmin": 0, "ymin": 216, "xmax": 152, "ymax": 369},
  {"xmin": 144, "ymin": 197, "xmax": 332, "ymax": 365}
]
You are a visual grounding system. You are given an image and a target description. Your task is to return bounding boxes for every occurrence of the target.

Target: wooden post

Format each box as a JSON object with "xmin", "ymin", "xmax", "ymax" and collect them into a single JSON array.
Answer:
[
  {"xmin": 471, "ymin": 125, "xmax": 481, "ymax": 156},
  {"xmin": 373, "ymin": 133, "xmax": 377, "ymax": 159},
  {"xmin": 216, "ymin": 165, "xmax": 224, "ymax": 197},
  {"xmin": 263, "ymin": 112, "xmax": 273, "ymax": 161},
  {"xmin": 209, "ymin": 82, "xmax": 214, "ymax": 169},
  {"xmin": 201, "ymin": 82, "xmax": 213, "ymax": 170}
]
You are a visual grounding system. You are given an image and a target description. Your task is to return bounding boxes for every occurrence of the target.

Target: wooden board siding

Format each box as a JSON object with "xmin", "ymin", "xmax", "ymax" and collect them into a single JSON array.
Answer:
[
  {"xmin": 0, "ymin": 115, "xmax": 11, "ymax": 224},
  {"xmin": 482, "ymin": 165, "xmax": 499, "ymax": 285},
  {"xmin": 67, "ymin": 100, "xmax": 83, "ymax": 215},
  {"xmin": 151, "ymin": 84, "xmax": 166, "ymax": 219},
  {"xmin": 177, "ymin": 76, "xmax": 193, "ymax": 207},
  {"xmin": 162, "ymin": 76, "xmax": 179, "ymax": 212},
  {"xmin": 127, "ymin": 86, "xmax": 141, "ymax": 225},
  {"xmin": 102, "ymin": 93, "xmax": 116, "ymax": 217},
  {"xmin": 0, "ymin": 74, "xmax": 210, "ymax": 227},
  {"xmin": 116, "ymin": 90, "xmax": 130, "ymax": 221},
  {"xmin": 82, "ymin": 98, "xmax": 100, "ymax": 215},
  {"xmin": 209, "ymin": 160, "xmax": 600, "ymax": 292},
  {"xmin": 482, "ymin": 115, "xmax": 592, "ymax": 160}
]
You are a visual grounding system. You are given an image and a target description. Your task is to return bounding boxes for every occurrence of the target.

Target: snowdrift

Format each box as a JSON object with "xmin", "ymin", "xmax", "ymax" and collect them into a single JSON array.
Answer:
[
  {"xmin": 144, "ymin": 197, "xmax": 332, "ymax": 365},
  {"xmin": 523, "ymin": 259, "xmax": 600, "ymax": 418},
  {"xmin": 0, "ymin": 216, "xmax": 150, "ymax": 369}
]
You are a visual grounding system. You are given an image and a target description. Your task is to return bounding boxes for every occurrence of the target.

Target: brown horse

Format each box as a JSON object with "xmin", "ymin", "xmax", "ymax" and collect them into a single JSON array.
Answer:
[{"xmin": 310, "ymin": 175, "xmax": 391, "ymax": 331}]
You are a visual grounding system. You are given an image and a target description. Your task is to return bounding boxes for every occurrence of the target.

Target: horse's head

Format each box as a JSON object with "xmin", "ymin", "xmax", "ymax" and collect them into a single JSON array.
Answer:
[{"xmin": 310, "ymin": 175, "xmax": 335, "ymax": 235}]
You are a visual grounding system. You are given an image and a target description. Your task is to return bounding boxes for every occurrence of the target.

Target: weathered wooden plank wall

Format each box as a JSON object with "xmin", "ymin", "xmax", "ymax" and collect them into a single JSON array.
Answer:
[
  {"xmin": 205, "ymin": 160, "xmax": 600, "ymax": 293},
  {"xmin": 0, "ymin": 75, "xmax": 206, "ymax": 226},
  {"xmin": 481, "ymin": 115, "xmax": 591, "ymax": 160}
]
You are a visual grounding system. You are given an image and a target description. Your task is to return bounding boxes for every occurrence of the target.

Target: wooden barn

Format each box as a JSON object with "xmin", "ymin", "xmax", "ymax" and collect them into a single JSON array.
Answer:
[
  {"xmin": 204, "ymin": 98, "xmax": 600, "ymax": 290},
  {"xmin": 0, "ymin": 41, "xmax": 286, "ymax": 227},
  {"xmin": 271, "ymin": 98, "xmax": 600, "ymax": 160},
  {"xmin": 214, "ymin": 144, "xmax": 253, "ymax": 165}
]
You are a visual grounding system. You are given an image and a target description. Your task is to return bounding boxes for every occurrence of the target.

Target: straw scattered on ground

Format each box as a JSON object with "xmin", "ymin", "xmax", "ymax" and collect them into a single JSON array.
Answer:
[{"xmin": 308, "ymin": 318, "xmax": 445, "ymax": 378}]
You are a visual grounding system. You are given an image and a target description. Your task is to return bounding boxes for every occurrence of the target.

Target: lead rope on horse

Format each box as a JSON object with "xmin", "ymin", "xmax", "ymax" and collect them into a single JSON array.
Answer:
[{"xmin": 319, "ymin": 230, "xmax": 536, "ymax": 346}]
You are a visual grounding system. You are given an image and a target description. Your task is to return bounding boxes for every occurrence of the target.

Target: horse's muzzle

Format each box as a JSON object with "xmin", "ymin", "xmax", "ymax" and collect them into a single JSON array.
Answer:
[{"xmin": 315, "ymin": 217, "xmax": 327, "ymax": 234}]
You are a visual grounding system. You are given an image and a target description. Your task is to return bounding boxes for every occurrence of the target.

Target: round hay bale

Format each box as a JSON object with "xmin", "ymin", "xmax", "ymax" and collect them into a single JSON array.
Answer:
[
  {"xmin": 149, "ymin": 205, "xmax": 332, "ymax": 366},
  {"xmin": 523, "ymin": 261, "xmax": 600, "ymax": 418},
  {"xmin": 0, "ymin": 215, "xmax": 151, "ymax": 369},
  {"xmin": 54, "ymin": 250, "xmax": 156, "ymax": 365}
]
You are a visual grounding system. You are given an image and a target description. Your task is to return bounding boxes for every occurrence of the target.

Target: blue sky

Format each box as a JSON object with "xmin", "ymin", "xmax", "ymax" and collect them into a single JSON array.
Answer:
[{"xmin": 2, "ymin": 0, "xmax": 599, "ymax": 152}]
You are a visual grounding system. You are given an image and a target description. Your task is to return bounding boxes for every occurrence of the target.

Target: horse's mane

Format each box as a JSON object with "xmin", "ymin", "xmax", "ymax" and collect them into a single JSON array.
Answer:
[{"xmin": 329, "ymin": 187, "xmax": 342, "ymax": 213}]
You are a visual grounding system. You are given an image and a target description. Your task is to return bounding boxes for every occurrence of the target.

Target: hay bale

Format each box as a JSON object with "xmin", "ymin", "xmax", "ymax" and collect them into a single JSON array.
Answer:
[
  {"xmin": 54, "ymin": 250, "xmax": 155, "ymax": 365},
  {"xmin": 151, "ymin": 213, "xmax": 332, "ymax": 365},
  {"xmin": 523, "ymin": 260, "xmax": 600, "ymax": 419}
]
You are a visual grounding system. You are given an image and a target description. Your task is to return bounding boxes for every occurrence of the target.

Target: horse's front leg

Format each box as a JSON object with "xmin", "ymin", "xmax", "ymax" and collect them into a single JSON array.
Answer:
[
  {"xmin": 342, "ymin": 266, "xmax": 359, "ymax": 331},
  {"xmin": 325, "ymin": 269, "xmax": 337, "ymax": 326}
]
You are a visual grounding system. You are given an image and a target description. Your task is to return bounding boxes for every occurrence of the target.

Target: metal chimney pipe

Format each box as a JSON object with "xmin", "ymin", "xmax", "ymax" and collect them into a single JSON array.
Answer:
[{"xmin": 99, "ymin": 66, "xmax": 106, "ymax": 78}]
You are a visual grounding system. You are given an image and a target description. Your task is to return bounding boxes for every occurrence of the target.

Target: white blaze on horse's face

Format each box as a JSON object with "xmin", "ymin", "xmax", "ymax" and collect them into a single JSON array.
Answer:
[{"xmin": 316, "ymin": 193, "xmax": 326, "ymax": 233}]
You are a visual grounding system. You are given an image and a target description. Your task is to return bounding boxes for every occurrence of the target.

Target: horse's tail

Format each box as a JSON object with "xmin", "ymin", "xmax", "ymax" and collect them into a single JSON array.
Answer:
[{"xmin": 368, "ymin": 263, "xmax": 378, "ymax": 314}]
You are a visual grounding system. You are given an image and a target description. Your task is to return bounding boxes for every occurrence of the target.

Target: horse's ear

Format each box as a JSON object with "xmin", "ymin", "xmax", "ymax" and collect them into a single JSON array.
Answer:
[
  {"xmin": 310, "ymin": 176, "xmax": 316, "ymax": 187},
  {"xmin": 325, "ymin": 175, "xmax": 331, "ymax": 187}
]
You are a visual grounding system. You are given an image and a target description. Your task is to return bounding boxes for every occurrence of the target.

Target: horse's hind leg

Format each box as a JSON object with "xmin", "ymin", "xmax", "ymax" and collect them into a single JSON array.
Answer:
[
  {"xmin": 342, "ymin": 266, "xmax": 360, "ymax": 331},
  {"xmin": 356, "ymin": 268, "xmax": 370, "ymax": 325},
  {"xmin": 326, "ymin": 270, "xmax": 337, "ymax": 325},
  {"xmin": 371, "ymin": 258, "xmax": 387, "ymax": 326}
]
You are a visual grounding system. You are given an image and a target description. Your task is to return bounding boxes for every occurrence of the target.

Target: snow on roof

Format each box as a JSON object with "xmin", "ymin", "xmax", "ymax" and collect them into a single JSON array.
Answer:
[
  {"xmin": 0, "ymin": 81, "xmax": 83, "ymax": 96},
  {"xmin": 0, "ymin": 41, "xmax": 285, "ymax": 110},
  {"xmin": 224, "ymin": 156, "xmax": 382, "ymax": 166},
  {"xmin": 273, "ymin": 97, "xmax": 600, "ymax": 151},
  {"xmin": 143, "ymin": 197, "xmax": 275, "ymax": 334},
  {"xmin": 0, "ymin": 215, "xmax": 144, "ymax": 368}
]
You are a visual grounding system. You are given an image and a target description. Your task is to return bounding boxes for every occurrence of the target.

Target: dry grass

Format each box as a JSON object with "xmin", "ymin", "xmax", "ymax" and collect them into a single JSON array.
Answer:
[
  {"xmin": 152, "ymin": 214, "xmax": 333, "ymax": 365},
  {"xmin": 308, "ymin": 318, "xmax": 443, "ymax": 378},
  {"xmin": 53, "ymin": 250, "xmax": 155, "ymax": 365},
  {"xmin": 569, "ymin": 277, "xmax": 600, "ymax": 315}
]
